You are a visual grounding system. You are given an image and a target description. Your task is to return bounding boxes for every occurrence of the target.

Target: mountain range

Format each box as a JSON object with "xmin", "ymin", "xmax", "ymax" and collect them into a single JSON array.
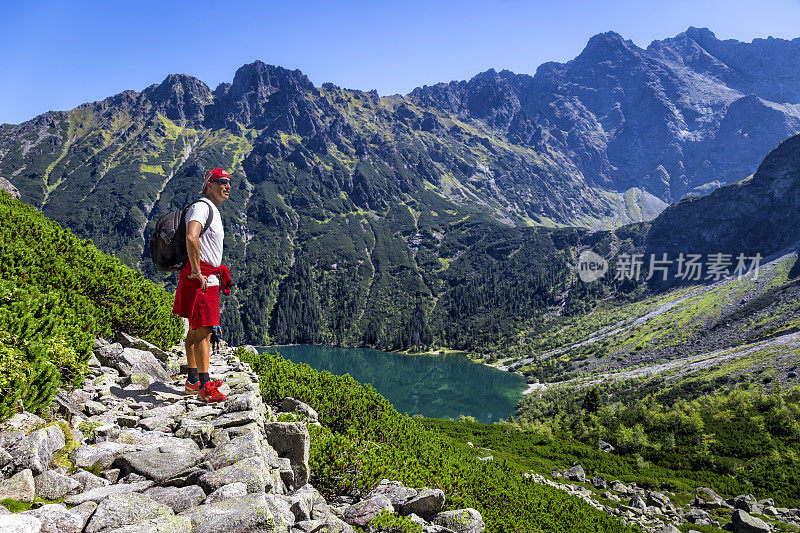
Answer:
[{"xmin": 1, "ymin": 27, "xmax": 799, "ymax": 348}]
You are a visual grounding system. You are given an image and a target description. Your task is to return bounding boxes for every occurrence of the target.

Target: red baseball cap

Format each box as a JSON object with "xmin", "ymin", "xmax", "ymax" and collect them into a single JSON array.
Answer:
[{"xmin": 202, "ymin": 168, "xmax": 231, "ymax": 193}]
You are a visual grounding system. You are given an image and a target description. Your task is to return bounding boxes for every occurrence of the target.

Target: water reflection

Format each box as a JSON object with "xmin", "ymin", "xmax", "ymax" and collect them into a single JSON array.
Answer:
[{"xmin": 258, "ymin": 345, "xmax": 526, "ymax": 423}]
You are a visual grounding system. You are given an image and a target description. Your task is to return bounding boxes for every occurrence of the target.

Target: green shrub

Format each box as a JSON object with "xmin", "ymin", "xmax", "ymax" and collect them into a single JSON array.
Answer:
[{"xmin": 368, "ymin": 510, "xmax": 422, "ymax": 533}]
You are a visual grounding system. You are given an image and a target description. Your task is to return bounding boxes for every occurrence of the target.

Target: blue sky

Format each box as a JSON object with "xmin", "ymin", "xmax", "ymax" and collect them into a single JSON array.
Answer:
[{"xmin": 2, "ymin": 0, "xmax": 799, "ymax": 125}]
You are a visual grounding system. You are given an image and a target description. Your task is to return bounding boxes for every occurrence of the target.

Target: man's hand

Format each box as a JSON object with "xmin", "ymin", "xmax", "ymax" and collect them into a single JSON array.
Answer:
[{"xmin": 189, "ymin": 271, "xmax": 209, "ymax": 291}]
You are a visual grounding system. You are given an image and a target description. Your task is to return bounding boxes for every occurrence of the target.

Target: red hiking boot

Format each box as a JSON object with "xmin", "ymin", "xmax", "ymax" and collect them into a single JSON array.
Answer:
[
  {"xmin": 199, "ymin": 381, "xmax": 227, "ymax": 404},
  {"xmin": 185, "ymin": 379, "xmax": 222, "ymax": 395}
]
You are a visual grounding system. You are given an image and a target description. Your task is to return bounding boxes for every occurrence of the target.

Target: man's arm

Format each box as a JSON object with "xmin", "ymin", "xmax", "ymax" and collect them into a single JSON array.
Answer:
[{"xmin": 186, "ymin": 220, "xmax": 208, "ymax": 290}]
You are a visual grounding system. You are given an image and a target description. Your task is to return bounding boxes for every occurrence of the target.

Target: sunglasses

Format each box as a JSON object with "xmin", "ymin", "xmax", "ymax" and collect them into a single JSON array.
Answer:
[{"xmin": 211, "ymin": 178, "xmax": 231, "ymax": 186}]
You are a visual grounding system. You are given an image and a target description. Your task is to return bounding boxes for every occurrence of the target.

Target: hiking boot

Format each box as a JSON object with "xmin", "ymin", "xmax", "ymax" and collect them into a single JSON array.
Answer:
[
  {"xmin": 185, "ymin": 379, "xmax": 222, "ymax": 395},
  {"xmin": 199, "ymin": 381, "xmax": 227, "ymax": 404}
]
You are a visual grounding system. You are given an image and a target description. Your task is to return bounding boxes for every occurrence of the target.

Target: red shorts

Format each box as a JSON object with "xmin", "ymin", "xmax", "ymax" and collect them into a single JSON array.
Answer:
[{"xmin": 173, "ymin": 264, "xmax": 221, "ymax": 330}]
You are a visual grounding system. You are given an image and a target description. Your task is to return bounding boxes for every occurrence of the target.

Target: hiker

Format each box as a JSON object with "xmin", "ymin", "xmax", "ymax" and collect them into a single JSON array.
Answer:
[
  {"xmin": 172, "ymin": 168, "xmax": 232, "ymax": 403},
  {"xmin": 211, "ymin": 325, "xmax": 222, "ymax": 354}
]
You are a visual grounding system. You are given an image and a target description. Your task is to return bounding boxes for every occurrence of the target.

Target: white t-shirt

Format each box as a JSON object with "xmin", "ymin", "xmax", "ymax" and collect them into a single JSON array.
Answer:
[{"xmin": 185, "ymin": 197, "xmax": 224, "ymax": 287}]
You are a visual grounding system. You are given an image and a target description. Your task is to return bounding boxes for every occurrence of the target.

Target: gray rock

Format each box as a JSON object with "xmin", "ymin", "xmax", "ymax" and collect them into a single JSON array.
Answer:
[
  {"xmin": 64, "ymin": 480, "xmax": 153, "ymax": 506},
  {"xmin": 0, "ymin": 469, "xmax": 34, "ymax": 502},
  {"xmin": 174, "ymin": 419, "xmax": 213, "ymax": 443},
  {"xmin": 366, "ymin": 480, "xmax": 417, "ymax": 510},
  {"xmin": 34, "ymin": 470, "xmax": 81, "ymax": 500},
  {"xmin": 342, "ymin": 495, "xmax": 394, "ymax": 527},
  {"xmin": 94, "ymin": 345, "xmax": 170, "ymax": 382},
  {"xmin": 264, "ymin": 422, "xmax": 310, "ymax": 490},
  {"xmin": 23, "ymin": 503, "xmax": 83, "ymax": 533},
  {"xmin": 70, "ymin": 470, "xmax": 110, "ymax": 492},
  {"xmin": 731, "ymin": 509, "xmax": 771, "ymax": 533},
  {"xmin": 144, "ymin": 485, "xmax": 206, "ymax": 514},
  {"xmin": 400, "ymin": 488, "xmax": 445, "ymax": 519},
  {"xmin": 693, "ymin": 487, "xmax": 727, "ymax": 509},
  {"xmin": 211, "ymin": 411, "xmax": 260, "ymax": 429},
  {"xmin": 630, "ymin": 495, "xmax": 647, "ymax": 512},
  {"xmin": 685, "ymin": 508, "xmax": 714, "ymax": 525},
  {"xmin": 563, "ymin": 464, "xmax": 586, "ymax": 482},
  {"xmin": 0, "ymin": 514, "xmax": 41, "ymax": 533},
  {"xmin": 84, "ymin": 401, "xmax": 107, "ymax": 416},
  {"xmin": 105, "ymin": 515, "xmax": 193, "ymax": 532},
  {"xmin": 101, "ymin": 468, "xmax": 120, "ymax": 484},
  {"xmin": 9, "ymin": 425, "xmax": 65, "ymax": 475},
  {"xmin": 280, "ymin": 398, "xmax": 319, "ymax": 422},
  {"xmin": 85, "ymin": 492, "xmax": 173, "ymax": 533},
  {"xmin": 654, "ymin": 526, "xmax": 680, "ymax": 533},
  {"xmin": 203, "ymin": 432, "xmax": 264, "ymax": 469},
  {"xmin": 281, "ymin": 484, "xmax": 329, "ymax": 522},
  {"xmin": 0, "ymin": 412, "xmax": 44, "ymax": 433},
  {"xmin": 138, "ymin": 417, "xmax": 173, "ymax": 432},
  {"xmin": 113, "ymin": 332, "xmax": 170, "ymax": 363},
  {"xmin": 179, "ymin": 493, "xmax": 284, "ymax": 533},
  {"xmin": 72, "ymin": 442, "xmax": 131, "ymax": 471},
  {"xmin": 203, "ymin": 482, "xmax": 247, "ymax": 504},
  {"xmin": 94, "ymin": 424, "xmax": 121, "ymax": 443},
  {"xmin": 731, "ymin": 509, "xmax": 772, "ymax": 533},
  {"xmin": 590, "ymin": 476, "xmax": 607, "ymax": 489},
  {"xmin": 198, "ymin": 455, "xmax": 271, "ymax": 494},
  {"xmin": 70, "ymin": 501, "xmax": 98, "ymax": 526},
  {"xmin": 113, "ymin": 446, "xmax": 203, "ymax": 483},
  {"xmin": 432, "ymin": 509, "xmax": 485, "ymax": 533},
  {"xmin": 0, "ymin": 178, "xmax": 20, "ymax": 200},
  {"xmin": 223, "ymin": 394, "xmax": 262, "ymax": 414}
]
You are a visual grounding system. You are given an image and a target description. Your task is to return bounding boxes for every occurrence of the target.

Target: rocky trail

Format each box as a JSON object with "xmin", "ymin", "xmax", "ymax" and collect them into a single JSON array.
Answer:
[{"xmin": 0, "ymin": 335, "xmax": 484, "ymax": 533}]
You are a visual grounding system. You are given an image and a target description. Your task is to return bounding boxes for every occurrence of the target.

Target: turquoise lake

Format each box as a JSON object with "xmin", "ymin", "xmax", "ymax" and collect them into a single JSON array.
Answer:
[{"xmin": 258, "ymin": 345, "xmax": 526, "ymax": 423}]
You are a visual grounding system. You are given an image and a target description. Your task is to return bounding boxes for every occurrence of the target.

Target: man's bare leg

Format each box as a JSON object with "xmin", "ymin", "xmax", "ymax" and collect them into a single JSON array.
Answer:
[
  {"xmin": 192, "ymin": 327, "xmax": 212, "ymax": 375},
  {"xmin": 185, "ymin": 329, "xmax": 198, "ymax": 370}
]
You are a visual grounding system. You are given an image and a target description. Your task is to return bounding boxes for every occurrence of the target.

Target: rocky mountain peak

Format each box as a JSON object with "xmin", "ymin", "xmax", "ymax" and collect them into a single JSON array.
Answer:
[
  {"xmin": 206, "ymin": 61, "xmax": 316, "ymax": 129},
  {"xmin": 141, "ymin": 74, "xmax": 212, "ymax": 123},
  {"xmin": 576, "ymin": 31, "xmax": 641, "ymax": 62}
]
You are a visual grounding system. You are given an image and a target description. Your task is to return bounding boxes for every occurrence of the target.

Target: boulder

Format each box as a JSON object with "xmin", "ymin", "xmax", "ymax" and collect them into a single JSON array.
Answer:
[
  {"xmin": 8, "ymin": 425, "xmax": 65, "ymax": 475},
  {"xmin": 104, "ymin": 516, "xmax": 193, "ymax": 532},
  {"xmin": 223, "ymin": 393, "xmax": 263, "ymax": 414},
  {"xmin": 280, "ymin": 484, "xmax": 329, "ymax": 522},
  {"xmin": 693, "ymin": 487, "xmax": 727, "ymax": 509},
  {"xmin": 0, "ymin": 178, "xmax": 20, "ymax": 200},
  {"xmin": 70, "ymin": 470, "xmax": 110, "ymax": 492},
  {"xmin": 730, "ymin": 509, "xmax": 771, "ymax": 533},
  {"xmin": 591, "ymin": 476, "xmax": 607, "ymax": 489},
  {"xmin": 34, "ymin": 470, "xmax": 81, "ymax": 500},
  {"xmin": 70, "ymin": 501, "xmax": 98, "ymax": 526},
  {"xmin": 84, "ymin": 492, "xmax": 173, "ymax": 533},
  {"xmin": 264, "ymin": 422, "xmax": 310, "ymax": 490},
  {"xmin": 203, "ymin": 432, "xmax": 267, "ymax": 469},
  {"xmin": 563, "ymin": 464, "xmax": 586, "ymax": 482},
  {"xmin": 0, "ymin": 412, "xmax": 44, "ymax": 433},
  {"xmin": 0, "ymin": 469, "xmax": 34, "ymax": 502},
  {"xmin": 280, "ymin": 397, "xmax": 319, "ymax": 422},
  {"xmin": 113, "ymin": 332, "xmax": 170, "ymax": 363},
  {"xmin": 685, "ymin": 508, "xmax": 714, "ymax": 526},
  {"xmin": 399, "ymin": 488, "xmax": 445, "ymax": 519},
  {"xmin": 179, "ymin": 493, "xmax": 286, "ymax": 533},
  {"xmin": 0, "ymin": 514, "xmax": 41, "ymax": 533},
  {"xmin": 203, "ymin": 482, "xmax": 247, "ymax": 504},
  {"xmin": 342, "ymin": 495, "xmax": 394, "ymax": 527},
  {"xmin": 432, "ymin": 508, "xmax": 485, "ymax": 533},
  {"xmin": 64, "ymin": 480, "xmax": 153, "ymax": 506},
  {"xmin": 366, "ymin": 480, "xmax": 417, "ymax": 510},
  {"xmin": 22, "ymin": 503, "xmax": 83, "ymax": 533},
  {"xmin": 144, "ymin": 485, "xmax": 206, "ymax": 514},
  {"xmin": 94, "ymin": 344, "xmax": 170, "ymax": 382},
  {"xmin": 198, "ymin": 455, "xmax": 271, "ymax": 494},
  {"xmin": 113, "ymin": 446, "xmax": 203, "ymax": 483},
  {"xmin": 72, "ymin": 442, "xmax": 131, "ymax": 471}
]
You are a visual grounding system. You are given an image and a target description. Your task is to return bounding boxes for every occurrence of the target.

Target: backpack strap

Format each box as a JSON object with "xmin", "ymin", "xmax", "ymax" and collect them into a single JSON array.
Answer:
[{"xmin": 188, "ymin": 198, "xmax": 215, "ymax": 236}]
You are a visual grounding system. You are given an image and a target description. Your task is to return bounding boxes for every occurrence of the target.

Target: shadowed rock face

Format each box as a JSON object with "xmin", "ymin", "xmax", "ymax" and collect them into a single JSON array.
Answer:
[{"xmin": 646, "ymin": 133, "xmax": 800, "ymax": 258}]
